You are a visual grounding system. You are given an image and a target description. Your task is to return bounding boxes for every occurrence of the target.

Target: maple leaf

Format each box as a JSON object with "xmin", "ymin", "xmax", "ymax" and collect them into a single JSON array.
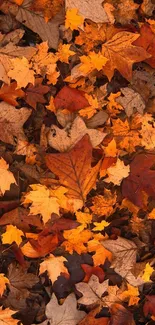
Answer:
[
  {"xmin": 104, "ymin": 158, "xmax": 130, "ymax": 186},
  {"xmin": 0, "ymin": 101, "xmax": 32, "ymax": 145},
  {"xmin": 2, "ymin": 225, "xmax": 24, "ymax": 246},
  {"xmin": 48, "ymin": 116, "xmax": 105, "ymax": 151},
  {"xmin": 93, "ymin": 220, "xmax": 110, "ymax": 232},
  {"xmin": 142, "ymin": 263, "xmax": 154, "ymax": 282},
  {"xmin": 24, "ymin": 78, "xmax": 50, "ymax": 109},
  {"xmin": 81, "ymin": 264, "xmax": 105, "ymax": 283},
  {"xmin": 102, "ymin": 31, "xmax": 151, "ymax": 80},
  {"xmin": 62, "ymin": 226, "xmax": 92, "ymax": 254},
  {"xmin": 40, "ymin": 254, "xmax": 69, "ymax": 283},
  {"xmin": 113, "ymin": 0, "xmax": 139, "ymax": 25},
  {"xmin": 22, "ymin": 184, "xmax": 60, "ymax": 223},
  {"xmin": 76, "ymin": 211, "xmax": 92, "ymax": 227},
  {"xmin": 75, "ymin": 23, "xmax": 106, "ymax": 52},
  {"xmin": 119, "ymin": 284, "xmax": 140, "ymax": 306},
  {"xmin": 0, "ymin": 81, "xmax": 25, "ymax": 106},
  {"xmin": 0, "ymin": 307, "xmax": 20, "ymax": 325},
  {"xmin": 57, "ymin": 44, "xmax": 75, "ymax": 63},
  {"xmin": 79, "ymin": 51, "xmax": 108, "ymax": 75},
  {"xmin": 0, "ymin": 273, "xmax": 9, "ymax": 296},
  {"xmin": 133, "ymin": 23, "xmax": 155, "ymax": 68},
  {"xmin": 87, "ymin": 239, "xmax": 112, "ymax": 267},
  {"xmin": 76, "ymin": 274, "xmax": 109, "ymax": 306},
  {"xmin": 8, "ymin": 57, "xmax": 35, "ymax": 88},
  {"xmin": 65, "ymin": 8, "xmax": 84, "ymax": 30},
  {"xmin": 32, "ymin": 42, "xmax": 57, "ymax": 76},
  {"xmin": 15, "ymin": 140, "xmax": 37, "ymax": 165},
  {"xmin": 91, "ymin": 189, "xmax": 117, "ymax": 218},
  {"xmin": 40, "ymin": 293, "xmax": 86, "ymax": 325},
  {"xmin": 0, "ymin": 158, "xmax": 16, "ymax": 196},
  {"xmin": 45, "ymin": 135, "xmax": 101, "ymax": 204},
  {"xmin": 140, "ymin": 114, "xmax": 155, "ymax": 150},
  {"xmin": 79, "ymin": 94, "xmax": 101, "ymax": 119}
]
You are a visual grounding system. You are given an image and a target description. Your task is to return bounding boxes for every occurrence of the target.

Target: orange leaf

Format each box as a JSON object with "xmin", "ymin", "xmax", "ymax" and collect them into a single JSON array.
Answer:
[
  {"xmin": 0, "ymin": 274, "xmax": 9, "ymax": 296},
  {"xmin": 45, "ymin": 135, "xmax": 101, "ymax": 203},
  {"xmin": 0, "ymin": 82, "xmax": 25, "ymax": 106}
]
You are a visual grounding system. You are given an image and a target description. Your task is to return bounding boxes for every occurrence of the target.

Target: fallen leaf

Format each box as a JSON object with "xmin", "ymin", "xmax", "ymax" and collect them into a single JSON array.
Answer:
[
  {"xmin": 66, "ymin": 0, "xmax": 110, "ymax": 23},
  {"xmin": 22, "ymin": 184, "xmax": 60, "ymax": 223},
  {"xmin": 0, "ymin": 102, "xmax": 32, "ymax": 145},
  {"xmin": 81, "ymin": 264, "xmax": 105, "ymax": 283},
  {"xmin": 76, "ymin": 275, "xmax": 109, "ymax": 306},
  {"xmin": 116, "ymin": 87, "xmax": 145, "ymax": 117},
  {"xmin": 24, "ymin": 78, "xmax": 50, "ymax": 109},
  {"xmin": 30, "ymin": 0, "xmax": 64, "ymax": 22},
  {"xmin": 40, "ymin": 254, "xmax": 69, "ymax": 283},
  {"xmin": 91, "ymin": 189, "xmax": 116, "ymax": 218},
  {"xmin": 101, "ymin": 237, "xmax": 137, "ymax": 280},
  {"xmin": 142, "ymin": 263, "xmax": 154, "ymax": 282},
  {"xmin": 8, "ymin": 57, "xmax": 35, "ymax": 88},
  {"xmin": 0, "ymin": 158, "xmax": 16, "ymax": 196},
  {"xmin": 119, "ymin": 284, "xmax": 140, "ymax": 306},
  {"xmin": 0, "ymin": 274, "xmax": 9, "ymax": 296},
  {"xmin": 113, "ymin": 0, "xmax": 139, "ymax": 25},
  {"xmin": 0, "ymin": 307, "xmax": 20, "ymax": 325},
  {"xmin": 54, "ymin": 86, "xmax": 89, "ymax": 112},
  {"xmin": 88, "ymin": 239, "xmax": 112, "ymax": 267},
  {"xmin": 65, "ymin": 8, "xmax": 84, "ymax": 30},
  {"xmin": 57, "ymin": 43, "xmax": 75, "ymax": 63},
  {"xmin": 133, "ymin": 23, "xmax": 155, "ymax": 68},
  {"xmin": 76, "ymin": 211, "xmax": 92, "ymax": 227},
  {"xmin": 148, "ymin": 208, "xmax": 155, "ymax": 219},
  {"xmin": 102, "ymin": 31, "xmax": 150, "ymax": 80},
  {"xmin": 21, "ymin": 233, "xmax": 59, "ymax": 258},
  {"xmin": 143, "ymin": 295, "xmax": 155, "ymax": 318},
  {"xmin": 0, "ymin": 81, "xmax": 25, "ymax": 106},
  {"xmin": 122, "ymin": 153, "xmax": 155, "ymax": 207},
  {"xmin": 48, "ymin": 116, "xmax": 105, "ymax": 151},
  {"xmin": 79, "ymin": 51, "xmax": 108, "ymax": 75},
  {"xmin": 104, "ymin": 159, "xmax": 130, "ymax": 186},
  {"xmin": 78, "ymin": 307, "xmax": 109, "ymax": 325},
  {"xmin": 110, "ymin": 303, "xmax": 136, "ymax": 325},
  {"xmin": 2, "ymin": 225, "xmax": 24, "ymax": 246},
  {"xmin": 39, "ymin": 293, "xmax": 86, "ymax": 325},
  {"xmin": 103, "ymin": 139, "xmax": 118, "ymax": 157},
  {"xmin": 140, "ymin": 114, "xmax": 155, "ymax": 150},
  {"xmin": 45, "ymin": 135, "xmax": 101, "ymax": 203},
  {"xmin": 62, "ymin": 226, "xmax": 92, "ymax": 254},
  {"xmin": 93, "ymin": 220, "xmax": 110, "ymax": 232}
]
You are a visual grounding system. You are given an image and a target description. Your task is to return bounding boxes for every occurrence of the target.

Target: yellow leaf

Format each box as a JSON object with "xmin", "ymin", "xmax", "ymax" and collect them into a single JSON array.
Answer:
[
  {"xmin": 2, "ymin": 225, "xmax": 24, "ymax": 246},
  {"xmin": 79, "ymin": 51, "xmax": 108, "ymax": 75},
  {"xmin": 0, "ymin": 274, "xmax": 9, "ymax": 296},
  {"xmin": 22, "ymin": 184, "xmax": 60, "ymax": 223},
  {"xmin": 142, "ymin": 263, "xmax": 154, "ymax": 282},
  {"xmin": 0, "ymin": 158, "xmax": 16, "ymax": 196},
  {"xmin": 91, "ymin": 189, "xmax": 116, "ymax": 218},
  {"xmin": 8, "ymin": 57, "xmax": 35, "ymax": 88},
  {"xmin": 0, "ymin": 307, "xmax": 21, "ymax": 325},
  {"xmin": 148, "ymin": 208, "xmax": 155, "ymax": 219},
  {"xmin": 76, "ymin": 211, "xmax": 92, "ymax": 227},
  {"xmin": 105, "ymin": 158, "xmax": 130, "ymax": 185},
  {"xmin": 46, "ymin": 96, "xmax": 56, "ymax": 113},
  {"xmin": 119, "ymin": 284, "xmax": 140, "ymax": 306},
  {"xmin": 107, "ymin": 92, "xmax": 123, "ymax": 116},
  {"xmin": 65, "ymin": 8, "xmax": 84, "ymax": 31},
  {"xmin": 62, "ymin": 226, "xmax": 92, "ymax": 254},
  {"xmin": 93, "ymin": 220, "xmax": 110, "ymax": 231},
  {"xmin": 104, "ymin": 139, "xmax": 118, "ymax": 157},
  {"xmin": 87, "ymin": 239, "xmax": 112, "ymax": 266},
  {"xmin": 57, "ymin": 44, "xmax": 75, "ymax": 63},
  {"xmin": 40, "ymin": 254, "xmax": 69, "ymax": 283},
  {"xmin": 79, "ymin": 94, "xmax": 99, "ymax": 118}
]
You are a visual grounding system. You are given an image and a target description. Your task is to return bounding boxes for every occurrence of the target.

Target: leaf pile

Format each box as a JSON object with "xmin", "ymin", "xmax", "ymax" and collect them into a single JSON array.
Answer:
[{"xmin": 0, "ymin": 0, "xmax": 155, "ymax": 325}]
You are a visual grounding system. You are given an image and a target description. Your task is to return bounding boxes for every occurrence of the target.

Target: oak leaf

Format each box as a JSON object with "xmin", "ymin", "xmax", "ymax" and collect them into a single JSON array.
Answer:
[
  {"xmin": 22, "ymin": 184, "xmax": 60, "ymax": 223},
  {"xmin": 2, "ymin": 225, "xmax": 24, "ymax": 246},
  {"xmin": 102, "ymin": 31, "xmax": 151, "ymax": 80},
  {"xmin": 0, "ymin": 101, "xmax": 32, "ymax": 145},
  {"xmin": 45, "ymin": 135, "xmax": 101, "ymax": 203},
  {"xmin": 39, "ymin": 293, "xmax": 86, "ymax": 325},
  {"xmin": 39, "ymin": 254, "xmax": 69, "ymax": 283},
  {"xmin": 76, "ymin": 275, "xmax": 109, "ymax": 306},
  {"xmin": 0, "ymin": 158, "xmax": 16, "ymax": 196},
  {"xmin": 104, "ymin": 158, "xmax": 130, "ymax": 186},
  {"xmin": 65, "ymin": 8, "xmax": 84, "ymax": 30},
  {"xmin": 0, "ymin": 274, "xmax": 9, "ymax": 296},
  {"xmin": 48, "ymin": 116, "xmax": 105, "ymax": 151},
  {"xmin": 8, "ymin": 57, "xmax": 35, "ymax": 88},
  {"xmin": 0, "ymin": 307, "xmax": 20, "ymax": 325},
  {"xmin": 0, "ymin": 81, "xmax": 25, "ymax": 106}
]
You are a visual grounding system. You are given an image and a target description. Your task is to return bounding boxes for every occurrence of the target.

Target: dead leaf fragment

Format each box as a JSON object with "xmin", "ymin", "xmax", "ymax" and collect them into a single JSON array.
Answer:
[{"xmin": 116, "ymin": 88, "xmax": 145, "ymax": 117}]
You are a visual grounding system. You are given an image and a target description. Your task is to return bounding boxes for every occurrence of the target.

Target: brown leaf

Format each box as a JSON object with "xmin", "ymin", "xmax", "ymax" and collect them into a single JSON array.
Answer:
[
  {"xmin": 122, "ymin": 153, "xmax": 155, "ymax": 207},
  {"xmin": 133, "ymin": 23, "xmax": 155, "ymax": 68},
  {"xmin": 143, "ymin": 295, "xmax": 155, "ymax": 317},
  {"xmin": 0, "ymin": 81, "xmax": 25, "ymax": 106},
  {"xmin": 45, "ymin": 135, "xmax": 101, "ymax": 203},
  {"xmin": 109, "ymin": 304, "xmax": 135, "ymax": 325},
  {"xmin": 54, "ymin": 86, "xmax": 89, "ymax": 112},
  {"xmin": 116, "ymin": 87, "xmax": 145, "ymax": 117},
  {"xmin": 0, "ymin": 207, "xmax": 43, "ymax": 232},
  {"xmin": 24, "ymin": 78, "xmax": 50, "ymax": 109},
  {"xmin": 21, "ymin": 233, "xmax": 59, "ymax": 258},
  {"xmin": 102, "ymin": 31, "xmax": 151, "ymax": 80},
  {"xmin": 79, "ymin": 307, "xmax": 109, "ymax": 325}
]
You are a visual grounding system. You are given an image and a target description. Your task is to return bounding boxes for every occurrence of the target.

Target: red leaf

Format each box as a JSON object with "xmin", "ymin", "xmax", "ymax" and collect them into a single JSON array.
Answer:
[
  {"xmin": 81, "ymin": 264, "xmax": 105, "ymax": 283},
  {"xmin": 122, "ymin": 153, "xmax": 155, "ymax": 207},
  {"xmin": 54, "ymin": 86, "xmax": 89, "ymax": 112},
  {"xmin": 133, "ymin": 24, "xmax": 155, "ymax": 68},
  {"xmin": 143, "ymin": 295, "xmax": 155, "ymax": 317},
  {"xmin": 0, "ymin": 82, "xmax": 25, "ymax": 106}
]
